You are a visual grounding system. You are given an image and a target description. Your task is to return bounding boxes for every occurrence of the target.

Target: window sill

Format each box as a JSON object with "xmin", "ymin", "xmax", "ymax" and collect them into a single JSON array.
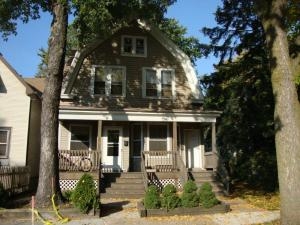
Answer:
[{"xmin": 121, "ymin": 53, "xmax": 147, "ymax": 58}]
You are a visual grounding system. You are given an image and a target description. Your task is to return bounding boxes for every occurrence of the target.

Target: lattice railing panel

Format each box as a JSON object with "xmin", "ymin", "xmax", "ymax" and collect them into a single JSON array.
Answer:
[
  {"xmin": 60, "ymin": 179, "xmax": 98, "ymax": 191},
  {"xmin": 148, "ymin": 178, "xmax": 182, "ymax": 190}
]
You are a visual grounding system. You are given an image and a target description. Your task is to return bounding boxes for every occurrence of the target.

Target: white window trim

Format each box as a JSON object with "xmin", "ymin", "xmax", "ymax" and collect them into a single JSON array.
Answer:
[
  {"xmin": 142, "ymin": 67, "xmax": 176, "ymax": 99},
  {"xmin": 146, "ymin": 123, "xmax": 170, "ymax": 151},
  {"xmin": 90, "ymin": 65, "xmax": 126, "ymax": 97},
  {"xmin": 0, "ymin": 127, "xmax": 11, "ymax": 159},
  {"xmin": 121, "ymin": 35, "xmax": 147, "ymax": 57},
  {"xmin": 68, "ymin": 124, "xmax": 92, "ymax": 151}
]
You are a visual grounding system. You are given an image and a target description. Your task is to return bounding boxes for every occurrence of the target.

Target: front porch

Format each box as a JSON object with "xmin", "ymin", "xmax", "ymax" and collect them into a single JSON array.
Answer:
[{"xmin": 58, "ymin": 110, "xmax": 221, "ymax": 194}]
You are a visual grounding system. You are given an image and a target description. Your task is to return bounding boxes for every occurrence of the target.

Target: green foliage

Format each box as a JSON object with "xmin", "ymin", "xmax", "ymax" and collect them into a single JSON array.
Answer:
[
  {"xmin": 62, "ymin": 190, "xmax": 73, "ymax": 201},
  {"xmin": 158, "ymin": 18, "xmax": 201, "ymax": 64},
  {"xmin": 0, "ymin": 182, "xmax": 9, "ymax": 208},
  {"xmin": 181, "ymin": 180, "xmax": 199, "ymax": 208},
  {"xmin": 71, "ymin": 173, "xmax": 97, "ymax": 213},
  {"xmin": 198, "ymin": 183, "xmax": 219, "ymax": 208},
  {"xmin": 200, "ymin": 0, "xmax": 279, "ymax": 191},
  {"xmin": 144, "ymin": 185, "xmax": 161, "ymax": 209},
  {"xmin": 161, "ymin": 184, "xmax": 180, "ymax": 210},
  {"xmin": 183, "ymin": 180, "xmax": 198, "ymax": 193}
]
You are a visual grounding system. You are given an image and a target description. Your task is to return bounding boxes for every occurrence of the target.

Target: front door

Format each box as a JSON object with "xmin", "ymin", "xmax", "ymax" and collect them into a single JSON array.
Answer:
[
  {"xmin": 130, "ymin": 124, "xmax": 143, "ymax": 171},
  {"xmin": 184, "ymin": 129, "xmax": 203, "ymax": 169},
  {"xmin": 102, "ymin": 127, "xmax": 122, "ymax": 172}
]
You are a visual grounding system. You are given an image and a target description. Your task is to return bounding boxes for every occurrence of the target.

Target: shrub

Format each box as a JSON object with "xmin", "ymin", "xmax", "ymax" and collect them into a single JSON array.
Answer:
[
  {"xmin": 144, "ymin": 185, "xmax": 161, "ymax": 209},
  {"xmin": 161, "ymin": 184, "xmax": 180, "ymax": 210},
  {"xmin": 181, "ymin": 180, "xmax": 199, "ymax": 208},
  {"xmin": 62, "ymin": 190, "xmax": 73, "ymax": 201},
  {"xmin": 71, "ymin": 173, "xmax": 97, "ymax": 213},
  {"xmin": 0, "ymin": 182, "xmax": 8, "ymax": 208},
  {"xmin": 198, "ymin": 182, "xmax": 219, "ymax": 208}
]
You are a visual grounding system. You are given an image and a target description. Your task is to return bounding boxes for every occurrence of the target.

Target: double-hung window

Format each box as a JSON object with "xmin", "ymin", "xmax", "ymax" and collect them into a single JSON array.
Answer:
[
  {"xmin": 143, "ymin": 68, "xmax": 175, "ymax": 99},
  {"xmin": 0, "ymin": 127, "xmax": 11, "ymax": 158},
  {"xmin": 121, "ymin": 36, "xmax": 147, "ymax": 57},
  {"xmin": 92, "ymin": 66, "xmax": 126, "ymax": 97},
  {"xmin": 69, "ymin": 125, "xmax": 91, "ymax": 151},
  {"xmin": 148, "ymin": 124, "xmax": 168, "ymax": 151}
]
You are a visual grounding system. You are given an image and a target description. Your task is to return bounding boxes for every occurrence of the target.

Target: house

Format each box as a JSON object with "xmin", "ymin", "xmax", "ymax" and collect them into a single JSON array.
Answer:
[
  {"xmin": 58, "ymin": 20, "xmax": 222, "ymax": 196},
  {"xmin": 0, "ymin": 53, "xmax": 44, "ymax": 188}
]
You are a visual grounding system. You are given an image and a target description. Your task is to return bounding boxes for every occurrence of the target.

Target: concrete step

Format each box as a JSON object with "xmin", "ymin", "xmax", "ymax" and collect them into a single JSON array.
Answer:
[
  {"xmin": 115, "ymin": 178, "xmax": 144, "ymax": 184},
  {"xmin": 101, "ymin": 192, "xmax": 144, "ymax": 199},
  {"xmin": 110, "ymin": 183, "xmax": 144, "ymax": 190},
  {"xmin": 105, "ymin": 188, "xmax": 145, "ymax": 195},
  {"xmin": 189, "ymin": 171, "xmax": 216, "ymax": 179},
  {"xmin": 117, "ymin": 172, "xmax": 143, "ymax": 179}
]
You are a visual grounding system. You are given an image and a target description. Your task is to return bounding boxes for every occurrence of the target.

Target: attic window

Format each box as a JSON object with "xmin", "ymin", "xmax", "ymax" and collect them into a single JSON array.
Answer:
[
  {"xmin": 121, "ymin": 36, "xmax": 147, "ymax": 57},
  {"xmin": 0, "ymin": 75, "xmax": 7, "ymax": 93}
]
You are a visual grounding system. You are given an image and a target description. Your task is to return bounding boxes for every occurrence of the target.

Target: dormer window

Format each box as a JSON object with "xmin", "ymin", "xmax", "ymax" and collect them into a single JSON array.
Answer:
[{"xmin": 121, "ymin": 36, "xmax": 147, "ymax": 57}]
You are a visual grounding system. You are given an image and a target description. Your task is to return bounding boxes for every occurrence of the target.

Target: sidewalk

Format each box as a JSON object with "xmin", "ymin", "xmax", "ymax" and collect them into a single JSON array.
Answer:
[{"xmin": 0, "ymin": 197, "xmax": 280, "ymax": 225}]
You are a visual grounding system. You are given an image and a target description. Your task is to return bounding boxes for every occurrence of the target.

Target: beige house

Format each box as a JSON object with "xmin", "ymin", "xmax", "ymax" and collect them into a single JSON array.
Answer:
[
  {"xmin": 58, "ymin": 20, "xmax": 222, "ymax": 195},
  {"xmin": 0, "ymin": 54, "xmax": 44, "ymax": 184}
]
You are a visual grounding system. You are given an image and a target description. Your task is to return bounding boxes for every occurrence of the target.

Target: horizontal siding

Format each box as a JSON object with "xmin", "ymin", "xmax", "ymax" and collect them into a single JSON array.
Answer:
[
  {"xmin": 67, "ymin": 25, "xmax": 196, "ymax": 111},
  {"xmin": 0, "ymin": 60, "xmax": 31, "ymax": 166}
]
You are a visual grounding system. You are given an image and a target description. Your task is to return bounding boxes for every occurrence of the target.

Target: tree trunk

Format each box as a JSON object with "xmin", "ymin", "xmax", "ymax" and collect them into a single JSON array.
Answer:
[
  {"xmin": 257, "ymin": 0, "xmax": 300, "ymax": 224},
  {"xmin": 35, "ymin": 1, "xmax": 68, "ymax": 207}
]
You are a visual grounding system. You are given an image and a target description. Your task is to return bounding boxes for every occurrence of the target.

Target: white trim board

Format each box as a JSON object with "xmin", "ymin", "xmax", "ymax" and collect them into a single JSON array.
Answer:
[{"xmin": 59, "ymin": 109, "xmax": 219, "ymax": 123}]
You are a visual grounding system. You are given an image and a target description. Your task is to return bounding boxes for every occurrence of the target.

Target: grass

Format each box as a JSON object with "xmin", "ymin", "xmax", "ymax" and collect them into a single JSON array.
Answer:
[{"xmin": 231, "ymin": 183, "xmax": 280, "ymax": 210}]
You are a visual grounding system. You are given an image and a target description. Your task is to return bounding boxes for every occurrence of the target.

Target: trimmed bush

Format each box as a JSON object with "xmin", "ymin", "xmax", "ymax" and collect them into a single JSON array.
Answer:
[
  {"xmin": 198, "ymin": 182, "xmax": 219, "ymax": 208},
  {"xmin": 161, "ymin": 184, "xmax": 180, "ymax": 210},
  {"xmin": 71, "ymin": 173, "xmax": 97, "ymax": 213},
  {"xmin": 62, "ymin": 190, "xmax": 73, "ymax": 201},
  {"xmin": 144, "ymin": 185, "xmax": 161, "ymax": 209},
  {"xmin": 181, "ymin": 180, "xmax": 199, "ymax": 208},
  {"xmin": 0, "ymin": 182, "xmax": 8, "ymax": 208}
]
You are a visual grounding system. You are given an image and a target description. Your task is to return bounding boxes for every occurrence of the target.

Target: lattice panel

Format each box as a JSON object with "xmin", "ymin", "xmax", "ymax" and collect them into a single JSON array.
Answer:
[
  {"xmin": 148, "ymin": 178, "xmax": 182, "ymax": 190},
  {"xmin": 60, "ymin": 179, "xmax": 98, "ymax": 191}
]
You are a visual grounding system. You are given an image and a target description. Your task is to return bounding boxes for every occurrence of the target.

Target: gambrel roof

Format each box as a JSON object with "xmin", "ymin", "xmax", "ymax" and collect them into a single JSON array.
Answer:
[{"xmin": 63, "ymin": 20, "xmax": 204, "ymax": 103}]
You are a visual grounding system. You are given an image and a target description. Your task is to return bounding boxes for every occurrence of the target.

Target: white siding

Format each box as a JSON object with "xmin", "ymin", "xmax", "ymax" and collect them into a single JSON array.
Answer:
[{"xmin": 0, "ymin": 60, "xmax": 31, "ymax": 166}]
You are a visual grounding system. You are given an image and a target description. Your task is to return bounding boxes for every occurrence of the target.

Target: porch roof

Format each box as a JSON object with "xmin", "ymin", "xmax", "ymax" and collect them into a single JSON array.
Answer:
[{"xmin": 59, "ymin": 108, "xmax": 221, "ymax": 123}]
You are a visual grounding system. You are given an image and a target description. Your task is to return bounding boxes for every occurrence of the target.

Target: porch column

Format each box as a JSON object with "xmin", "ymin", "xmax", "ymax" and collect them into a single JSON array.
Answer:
[
  {"xmin": 172, "ymin": 121, "xmax": 177, "ymax": 151},
  {"xmin": 97, "ymin": 120, "xmax": 102, "ymax": 202},
  {"xmin": 211, "ymin": 122, "xmax": 216, "ymax": 153},
  {"xmin": 97, "ymin": 120, "xmax": 102, "ymax": 153}
]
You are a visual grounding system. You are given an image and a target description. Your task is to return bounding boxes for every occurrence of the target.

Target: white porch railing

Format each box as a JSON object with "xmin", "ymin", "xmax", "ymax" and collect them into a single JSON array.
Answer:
[{"xmin": 58, "ymin": 150, "xmax": 101, "ymax": 172}]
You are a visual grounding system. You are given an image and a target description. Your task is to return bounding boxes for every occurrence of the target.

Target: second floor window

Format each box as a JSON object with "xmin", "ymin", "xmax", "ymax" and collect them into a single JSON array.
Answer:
[
  {"xmin": 143, "ymin": 68, "xmax": 175, "ymax": 99},
  {"xmin": 92, "ymin": 66, "xmax": 126, "ymax": 97},
  {"xmin": 121, "ymin": 36, "xmax": 147, "ymax": 57}
]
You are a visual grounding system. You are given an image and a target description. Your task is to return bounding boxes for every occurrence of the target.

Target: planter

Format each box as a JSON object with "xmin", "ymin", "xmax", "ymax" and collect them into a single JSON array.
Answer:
[{"xmin": 137, "ymin": 201, "xmax": 230, "ymax": 217}]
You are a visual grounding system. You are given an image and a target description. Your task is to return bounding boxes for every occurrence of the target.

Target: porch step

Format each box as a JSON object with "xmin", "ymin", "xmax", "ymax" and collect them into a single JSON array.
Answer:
[
  {"xmin": 188, "ymin": 171, "xmax": 224, "ymax": 194},
  {"xmin": 101, "ymin": 172, "xmax": 145, "ymax": 199}
]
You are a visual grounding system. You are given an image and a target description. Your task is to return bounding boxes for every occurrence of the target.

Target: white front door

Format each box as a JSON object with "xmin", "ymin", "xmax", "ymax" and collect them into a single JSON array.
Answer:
[
  {"xmin": 102, "ymin": 127, "xmax": 122, "ymax": 172},
  {"xmin": 184, "ymin": 129, "xmax": 203, "ymax": 169}
]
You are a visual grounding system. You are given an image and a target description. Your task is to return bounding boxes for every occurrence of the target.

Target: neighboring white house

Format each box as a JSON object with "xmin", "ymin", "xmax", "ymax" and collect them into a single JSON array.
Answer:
[{"xmin": 0, "ymin": 53, "xmax": 44, "ymax": 184}]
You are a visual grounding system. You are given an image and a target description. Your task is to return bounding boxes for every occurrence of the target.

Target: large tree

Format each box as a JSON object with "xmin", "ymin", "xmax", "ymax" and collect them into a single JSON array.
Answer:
[
  {"xmin": 255, "ymin": 0, "xmax": 300, "ymax": 223},
  {"xmin": 201, "ymin": 0, "xmax": 300, "ymax": 223},
  {"xmin": 0, "ymin": 0, "xmax": 68, "ymax": 206}
]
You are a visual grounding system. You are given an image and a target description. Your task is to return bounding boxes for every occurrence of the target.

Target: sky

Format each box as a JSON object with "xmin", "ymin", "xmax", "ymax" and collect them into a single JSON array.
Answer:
[{"xmin": 0, "ymin": 0, "xmax": 221, "ymax": 78}]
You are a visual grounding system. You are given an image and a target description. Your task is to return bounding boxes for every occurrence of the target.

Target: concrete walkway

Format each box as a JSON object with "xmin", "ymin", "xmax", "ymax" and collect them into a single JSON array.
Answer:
[{"xmin": 0, "ymin": 198, "xmax": 280, "ymax": 225}]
